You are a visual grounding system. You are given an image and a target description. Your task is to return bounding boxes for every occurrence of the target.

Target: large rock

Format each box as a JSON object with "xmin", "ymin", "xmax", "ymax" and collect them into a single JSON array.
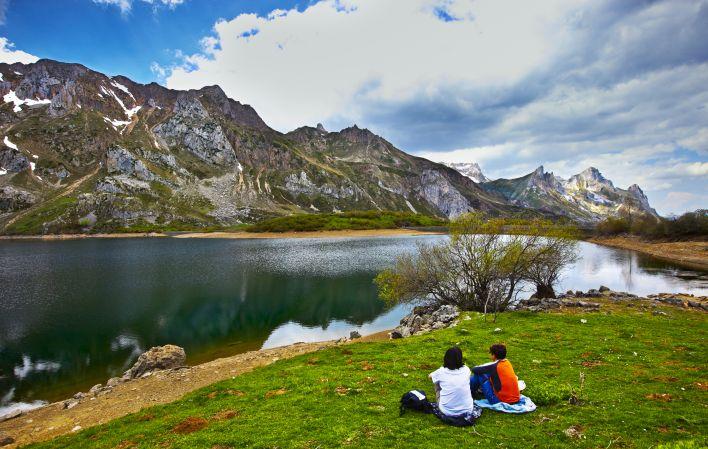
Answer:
[
  {"xmin": 123, "ymin": 344, "xmax": 186, "ymax": 380},
  {"xmin": 392, "ymin": 304, "xmax": 459, "ymax": 338},
  {"xmin": 0, "ymin": 147, "xmax": 30, "ymax": 172},
  {"xmin": 0, "ymin": 186, "xmax": 36, "ymax": 212},
  {"xmin": 106, "ymin": 146, "xmax": 154, "ymax": 181}
]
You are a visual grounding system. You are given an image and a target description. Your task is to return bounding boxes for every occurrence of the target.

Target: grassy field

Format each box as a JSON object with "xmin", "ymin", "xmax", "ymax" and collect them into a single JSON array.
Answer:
[
  {"xmin": 246, "ymin": 210, "xmax": 447, "ymax": 233},
  {"xmin": 27, "ymin": 304, "xmax": 706, "ymax": 449}
]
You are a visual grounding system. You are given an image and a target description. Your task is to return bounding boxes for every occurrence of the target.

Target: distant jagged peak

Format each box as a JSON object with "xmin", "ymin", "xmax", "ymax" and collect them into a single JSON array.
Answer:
[
  {"xmin": 574, "ymin": 166, "xmax": 611, "ymax": 185},
  {"xmin": 316, "ymin": 123, "xmax": 327, "ymax": 133},
  {"xmin": 444, "ymin": 162, "xmax": 489, "ymax": 183}
]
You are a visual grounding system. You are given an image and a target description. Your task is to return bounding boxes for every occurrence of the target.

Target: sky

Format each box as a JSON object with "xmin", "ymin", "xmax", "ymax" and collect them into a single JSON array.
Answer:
[{"xmin": 0, "ymin": 0, "xmax": 706, "ymax": 215}]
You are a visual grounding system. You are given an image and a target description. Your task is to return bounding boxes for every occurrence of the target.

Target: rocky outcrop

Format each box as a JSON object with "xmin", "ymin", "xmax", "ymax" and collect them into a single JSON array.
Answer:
[
  {"xmin": 515, "ymin": 297, "xmax": 601, "ymax": 312},
  {"xmin": 391, "ymin": 304, "xmax": 459, "ymax": 338},
  {"xmin": 153, "ymin": 95, "xmax": 237, "ymax": 167},
  {"xmin": 515, "ymin": 287, "xmax": 707, "ymax": 312},
  {"xmin": 123, "ymin": 344, "xmax": 187, "ymax": 380},
  {"xmin": 417, "ymin": 170, "xmax": 473, "ymax": 218},
  {"xmin": 106, "ymin": 146, "xmax": 154, "ymax": 181},
  {"xmin": 0, "ymin": 147, "xmax": 30, "ymax": 173},
  {"xmin": 0, "ymin": 186, "xmax": 35, "ymax": 212}
]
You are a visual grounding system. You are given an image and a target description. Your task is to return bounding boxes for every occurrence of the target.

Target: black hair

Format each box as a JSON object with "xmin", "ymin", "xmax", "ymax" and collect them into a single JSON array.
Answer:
[
  {"xmin": 489, "ymin": 344, "xmax": 507, "ymax": 360},
  {"xmin": 443, "ymin": 346, "xmax": 464, "ymax": 370}
]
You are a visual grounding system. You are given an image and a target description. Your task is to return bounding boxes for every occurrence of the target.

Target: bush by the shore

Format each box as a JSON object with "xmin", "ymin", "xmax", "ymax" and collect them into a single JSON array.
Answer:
[{"xmin": 595, "ymin": 209, "xmax": 708, "ymax": 239}]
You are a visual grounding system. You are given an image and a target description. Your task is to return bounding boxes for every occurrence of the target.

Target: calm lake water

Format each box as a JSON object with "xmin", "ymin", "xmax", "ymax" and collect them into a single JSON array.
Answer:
[{"xmin": 1, "ymin": 235, "xmax": 706, "ymax": 414}]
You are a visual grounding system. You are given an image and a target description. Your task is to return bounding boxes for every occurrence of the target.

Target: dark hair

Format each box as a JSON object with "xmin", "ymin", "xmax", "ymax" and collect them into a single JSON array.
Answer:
[
  {"xmin": 443, "ymin": 346, "xmax": 464, "ymax": 370},
  {"xmin": 489, "ymin": 344, "xmax": 507, "ymax": 360}
]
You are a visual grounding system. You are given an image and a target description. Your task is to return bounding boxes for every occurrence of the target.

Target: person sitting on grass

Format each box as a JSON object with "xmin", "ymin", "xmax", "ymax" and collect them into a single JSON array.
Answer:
[
  {"xmin": 428, "ymin": 346, "xmax": 481, "ymax": 426},
  {"xmin": 470, "ymin": 344, "xmax": 521, "ymax": 405}
]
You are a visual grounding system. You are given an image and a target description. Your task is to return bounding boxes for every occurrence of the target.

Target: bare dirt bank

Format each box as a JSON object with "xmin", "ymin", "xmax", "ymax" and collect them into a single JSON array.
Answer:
[
  {"xmin": 590, "ymin": 236, "xmax": 708, "ymax": 270},
  {"xmin": 0, "ymin": 228, "xmax": 444, "ymax": 242},
  {"xmin": 0, "ymin": 332, "xmax": 390, "ymax": 448},
  {"xmin": 172, "ymin": 228, "xmax": 444, "ymax": 239}
]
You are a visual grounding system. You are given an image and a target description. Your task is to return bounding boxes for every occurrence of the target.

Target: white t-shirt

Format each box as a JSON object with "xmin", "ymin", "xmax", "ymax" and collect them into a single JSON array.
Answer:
[{"xmin": 430, "ymin": 365, "xmax": 475, "ymax": 416}]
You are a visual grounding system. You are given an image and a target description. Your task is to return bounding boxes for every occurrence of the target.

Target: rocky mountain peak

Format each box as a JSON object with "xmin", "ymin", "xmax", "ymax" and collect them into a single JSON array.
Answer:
[
  {"xmin": 316, "ymin": 123, "xmax": 327, "ymax": 132},
  {"xmin": 338, "ymin": 125, "xmax": 379, "ymax": 144},
  {"xmin": 444, "ymin": 162, "xmax": 489, "ymax": 183}
]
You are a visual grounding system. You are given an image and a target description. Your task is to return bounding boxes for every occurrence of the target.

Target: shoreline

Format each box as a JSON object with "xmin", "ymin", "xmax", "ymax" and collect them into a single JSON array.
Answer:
[
  {"xmin": 589, "ymin": 236, "xmax": 708, "ymax": 271},
  {"xmin": 0, "ymin": 330, "xmax": 391, "ymax": 448},
  {"xmin": 0, "ymin": 228, "xmax": 445, "ymax": 241},
  {"xmin": 1, "ymin": 291, "xmax": 705, "ymax": 448}
]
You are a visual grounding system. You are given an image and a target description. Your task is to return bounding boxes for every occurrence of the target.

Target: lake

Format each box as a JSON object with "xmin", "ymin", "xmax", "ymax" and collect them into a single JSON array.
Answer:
[{"xmin": 1, "ymin": 235, "xmax": 706, "ymax": 414}]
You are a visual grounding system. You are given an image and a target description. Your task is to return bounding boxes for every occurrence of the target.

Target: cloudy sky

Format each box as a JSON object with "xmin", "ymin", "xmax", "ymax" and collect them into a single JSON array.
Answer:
[{"xmin": 1, "ymin": 0, "xmax": 706, "ymax": 215}]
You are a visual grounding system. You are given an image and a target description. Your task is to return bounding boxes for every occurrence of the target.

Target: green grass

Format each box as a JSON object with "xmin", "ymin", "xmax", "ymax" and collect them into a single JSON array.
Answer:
[
  {"xmin": 27, "ymin": 303, "xmax": 707, "ymax": 449},
  {"xmin": 247, "ymin": 210, "xmax": 447, "ymax": 233},
  {"xmin": 4, "ymin": 196, "xmax": 78, "ymax": 235}
]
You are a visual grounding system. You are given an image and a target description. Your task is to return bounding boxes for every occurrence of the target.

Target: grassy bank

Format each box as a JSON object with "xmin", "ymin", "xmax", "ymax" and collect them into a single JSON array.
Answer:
[
  {"xmin": 26, "ymin": 303, "xmax": 706, "ymax": 449},
  {"xmin": 246, "ymin": 210, "xmax": 447, "ymax": 233}
]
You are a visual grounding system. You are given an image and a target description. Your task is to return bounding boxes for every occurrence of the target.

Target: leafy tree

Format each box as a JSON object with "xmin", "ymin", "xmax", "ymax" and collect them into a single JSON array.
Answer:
[{"xmin": 375, "ymin": 213, "xmax": 579, "ymax": 318}]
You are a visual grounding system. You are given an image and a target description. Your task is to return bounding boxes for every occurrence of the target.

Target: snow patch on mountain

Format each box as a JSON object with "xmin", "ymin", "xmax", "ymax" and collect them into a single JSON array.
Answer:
[{"xmin": 3, "ymin": 90, "xmax": 51, "ymax": 112}]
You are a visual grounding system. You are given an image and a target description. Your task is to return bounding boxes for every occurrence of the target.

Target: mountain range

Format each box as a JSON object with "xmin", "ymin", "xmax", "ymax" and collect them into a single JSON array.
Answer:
[
  {"xmin": 0, "ymin": 59, "xmax": 655, "ymax": 234},
  {"xmin": 447, "ymin": 163, "xmax": 656, "ymax": 223}
]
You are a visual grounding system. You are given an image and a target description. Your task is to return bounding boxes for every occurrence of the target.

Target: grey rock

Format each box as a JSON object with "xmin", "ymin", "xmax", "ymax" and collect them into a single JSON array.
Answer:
[
  {"xmin": 0, "ymin": 409, "xmax": 22, "ymax": 423},
  {"xmin": 393, "ymin": 304, "xmax": 459, "ymax": 337},
  {"xmin": 0, "ymin": 146, "xmax": 30, "ymax": 172},
  {"xmin": 599, "ymin": 285, "xmax": 610, "ymax": 292},
  {"xmin": 349, "ymin": 330, "xmax": 361, "ymax": 339},
  {"xmin": 106, "ymin": 377, "xmax": 123, "ymax": 387},
  {"xmin": 106, "ymin": 146, "xmax": 154, "ymax": 181},
  {"xmin": 0, "ymin": 186, "xmax": 36, "ymax": 212},
  {"xmin": 88, "ymin": 384, "xmax": 102, "ymax": 394},
  {"xmin": 123, "ymin": 344, "xmax": 186, "ymax": 380},
  {"xmin": 0, "ymin": 435, "xmax": 15, "ymax": 447}
]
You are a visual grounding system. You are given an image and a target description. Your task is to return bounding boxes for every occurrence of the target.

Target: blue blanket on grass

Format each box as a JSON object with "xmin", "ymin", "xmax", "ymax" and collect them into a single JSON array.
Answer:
[{"xmin": 475, "ymin": 395, "xmax": 537, "ymax": 413}]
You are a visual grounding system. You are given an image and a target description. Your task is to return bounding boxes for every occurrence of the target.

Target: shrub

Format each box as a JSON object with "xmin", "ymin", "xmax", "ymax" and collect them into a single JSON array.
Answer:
[
  {"xmin": 375, "ymin": 213, "xmax": 579, "ymax": 314},
  {"xmin": 524, "ymin": 380, "xmax": 573, "ymax": 406}
]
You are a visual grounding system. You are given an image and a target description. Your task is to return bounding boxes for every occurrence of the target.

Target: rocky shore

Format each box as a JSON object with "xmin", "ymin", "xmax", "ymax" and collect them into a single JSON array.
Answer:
[{"xmin": 390, "ymin": 287, "xmax": 707, "ymax": 338}]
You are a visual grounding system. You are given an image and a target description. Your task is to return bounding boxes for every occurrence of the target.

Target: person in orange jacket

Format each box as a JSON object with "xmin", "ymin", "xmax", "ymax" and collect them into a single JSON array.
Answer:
[{"xmin": 469, "ymin": 344, "xmax": 521, "ymax": 404}]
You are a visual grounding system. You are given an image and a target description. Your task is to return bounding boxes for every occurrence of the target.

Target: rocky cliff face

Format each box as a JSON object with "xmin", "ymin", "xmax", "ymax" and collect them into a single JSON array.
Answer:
[{"xmin": 0, "ymin": 59, "xmax": 522, "ymax": 234}]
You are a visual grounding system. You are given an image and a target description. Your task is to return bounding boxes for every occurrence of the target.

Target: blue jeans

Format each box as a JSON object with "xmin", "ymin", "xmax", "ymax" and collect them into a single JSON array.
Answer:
[{"xmin": 470, "ymin": 373, "xmax": 500, "ymax": 404}]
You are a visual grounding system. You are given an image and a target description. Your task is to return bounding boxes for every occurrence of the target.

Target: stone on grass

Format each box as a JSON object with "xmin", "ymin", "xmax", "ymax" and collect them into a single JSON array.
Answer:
[{"xmin": 349, "ymin": 330, "xmax": 361, "ymax": 339}]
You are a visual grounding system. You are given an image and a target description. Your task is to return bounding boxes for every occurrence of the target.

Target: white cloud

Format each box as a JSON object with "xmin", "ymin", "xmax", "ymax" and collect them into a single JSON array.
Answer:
[
  {"xmin": 0, "ymin": 37, "xmax": 39, "ymax": 64},
  {"xmin": 165, "ymin": 0, "xmax": 582, "ymax": 131},
  {"xmin": 93, "ymin": 0, "xmax": 185, "ymax": 15}
]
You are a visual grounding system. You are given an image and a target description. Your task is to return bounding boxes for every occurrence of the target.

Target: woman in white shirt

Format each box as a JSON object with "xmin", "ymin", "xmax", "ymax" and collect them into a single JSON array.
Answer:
[{"xmin": 429, "ymin": 346, "xmax": 481, "ymax": 425}]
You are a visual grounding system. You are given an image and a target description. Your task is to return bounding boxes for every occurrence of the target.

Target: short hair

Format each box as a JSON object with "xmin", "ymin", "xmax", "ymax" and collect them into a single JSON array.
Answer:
[
  {"xmin": 489, "ymin": 344, "xmax": 507, "ymax": 360},
  {"xmin": 443, "ymin": 346, "xmax": 464, "ymax": 370}
]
